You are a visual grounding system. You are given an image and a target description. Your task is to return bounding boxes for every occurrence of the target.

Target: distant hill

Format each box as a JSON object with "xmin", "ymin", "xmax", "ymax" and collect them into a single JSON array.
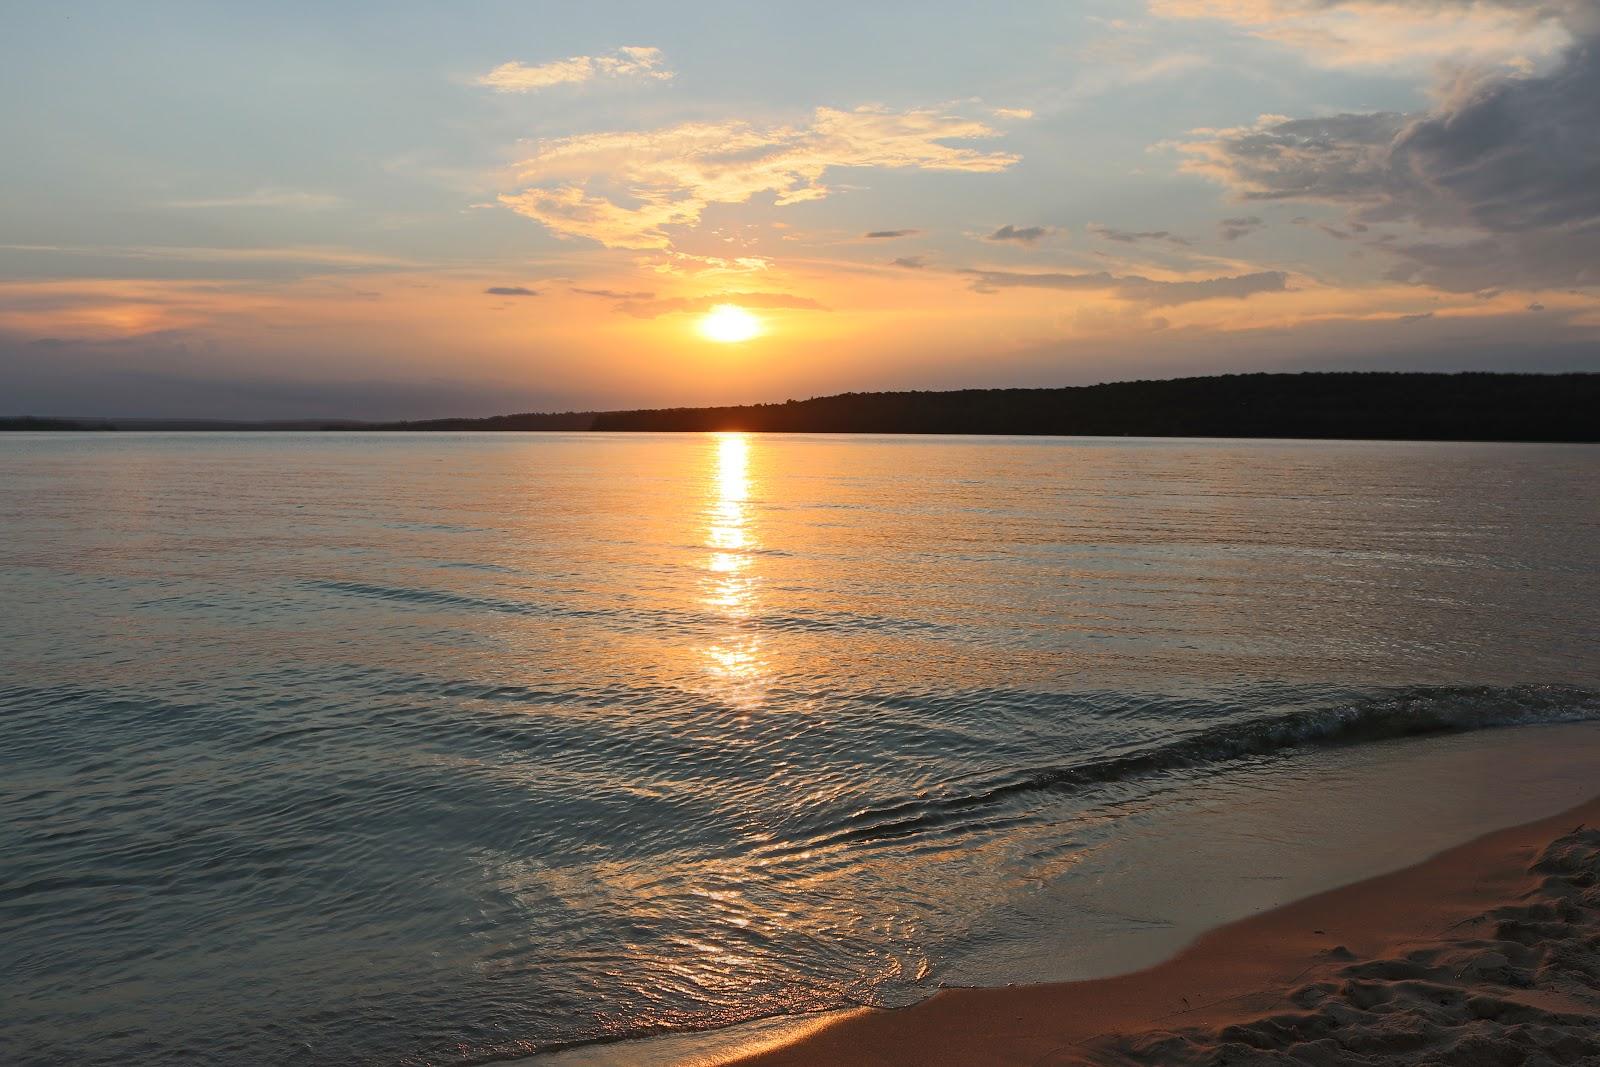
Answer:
[
  {"xmin": 380, "ymin": 372, "xmax": 1600, "ymax": 442},
  {"xmin": 367, "ymin": 411, "xmax": 596, "ymax": 432},
  {"xmin": 4, "ymin": 373, "xmax": 1596, "ymax": 441},
  {"xmin": 0, "ymin": 416, "xmax": 366, "ymax": 431},
  {"xmin": 581, "ymin": 373, "xmax": 1597, "ymax": 441}
]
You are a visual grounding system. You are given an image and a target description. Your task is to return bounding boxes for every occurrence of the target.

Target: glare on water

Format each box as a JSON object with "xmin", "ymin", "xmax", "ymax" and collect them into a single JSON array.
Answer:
[{"xmin": 702, "ymin": 433, "xmax": 767, "ymax": 706}]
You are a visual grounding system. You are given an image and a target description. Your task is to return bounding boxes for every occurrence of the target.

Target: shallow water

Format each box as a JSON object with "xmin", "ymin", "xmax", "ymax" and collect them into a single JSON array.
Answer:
[{"xmin": 1, "ymin": 432, "xmax": 1596, "ymax": 1066}]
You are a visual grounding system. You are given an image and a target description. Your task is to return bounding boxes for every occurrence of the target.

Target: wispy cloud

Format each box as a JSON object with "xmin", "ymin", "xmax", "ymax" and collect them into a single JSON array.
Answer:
[
  {"xmin": 963, "ymin": 267, "xmax": 1288, "ymax": 305},
  {"xmin": 1219, "ymin": 215, "xmax": 1265, "ymax": 241},
  {"xmin": 611, "ymin": 290, "xmax": 826, "ymax": 319},
  {"xmin": 1149, "ymin": 0, "xmax": 1572, "ymax": 69},
  {"xmin": 0, "ymin": 243, "xmax": 416, "ymax": 269},
  {"xmin": 647, "ymin": 252, "xmax": 772, "ymax": 276},
  {"xmin": 499, "ymin": 105, "xmax": 1020, "ymax": 249},
  {"xmin": 864, "ymin": 229, "xmax": 920, "ymax": 239},
  {"xmin": 571, "ymin": 287, "xmax": 655, "ymax": 300},
  {"xmin": 1088, "ymin": 223, "xmax": 1192, "ymax": 247},
  {"xmin": 167, "ymin": 188, "xmax": 341, "ymax": 210},
  {"xmin": 1058, "ymin": 50, "xmax": 1213, "ymax": 106},
  {"xmin": 477, "ymin": 46, "xmax": 673, "ymax": 92},
  {"xmin": 484, "ymin": 286, "xmax": 538, "ymax": 296},
  {"xmin": 986, "ymin": 224, "xmax": 1054, "ymax": 244}
]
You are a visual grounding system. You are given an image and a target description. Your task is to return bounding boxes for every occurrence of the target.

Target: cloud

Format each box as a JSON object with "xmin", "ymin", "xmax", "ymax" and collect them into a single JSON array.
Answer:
[
  {"xmin": 1149, "ymin": 0, "xmax": 1575, "ymax": 69},
  {"xmin": 864, "ymin": 229, "xmax": 920, "ymax": 239},
  {"xmin": 1381, "ymin": 231, "xmax": 1600, "ymax": 292},
  {"xmin": 1087, "ymin": 224, "xmax": 1192, "ymax": 246},
  {"xmin": 1060, "ymin": 48, "xmax": 1215, "ymax": 105},
  {"xmin": 0, "ymin": 242, "xmax": 419, "ymax": 283},
  {"xmin": 169, "ymin": 188, "xmax": 341, "ymax": 210},
  {"xmin": 499, "ymin": 105, "xmax": 1019, "ymax": 249},
  {"xmin": 1219, "ymin": 215, "xmax": 1265, "ymax": 240},
  {"xmin": 1177, "ymin": 112, "xmax": 1411, "ymax": 208},
  {"xmin": 477, "ymin": 46, "xmax": 672, "ymax": 92},
  {"xmin": 647, "ymin": 252, "xmax": 771, "ymax": 276},
  {"xmin": 1396, "ymin": 49, "xmax": 1600, "ymax": 235},
  {"xmin": 610, "ymin": 291, "xmax": 827, "ymax": 318},
  {"xmin": 571, "ymin": 287, "xmax": 655, "ymax": 300},
  {"xmin": 1174, "ymin": 8, "xmax": 1600, "ymax": 291},
  {"xmin": 892, "ymin": 255, "xmax": 929, "ymax": 269},
  {"xmin": 987, "ymin": 224, "xmax": 1054, "ymax": 244},
  {"xmin": 962, "ymin": 267, "xmax": 1288, "ymax": 305},
  {"xmin": 484, "ymin": 286, "xmax": 538, "ymax": 296},
  {"xmin": 991, "ymin": 107, "xmax": 1035, "ymax": 120}
]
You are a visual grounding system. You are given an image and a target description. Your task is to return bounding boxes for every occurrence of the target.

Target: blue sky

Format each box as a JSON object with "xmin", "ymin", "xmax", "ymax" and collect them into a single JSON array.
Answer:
[{"xmin": 2, "ymin": 1, "xmax": 1595, "ymax": 418}]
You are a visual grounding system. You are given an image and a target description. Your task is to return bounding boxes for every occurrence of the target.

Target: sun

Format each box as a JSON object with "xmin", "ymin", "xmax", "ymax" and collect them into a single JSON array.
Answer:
[{"xmin": 698, "ymin": 304, "xmax": 763, "ymax": 343}]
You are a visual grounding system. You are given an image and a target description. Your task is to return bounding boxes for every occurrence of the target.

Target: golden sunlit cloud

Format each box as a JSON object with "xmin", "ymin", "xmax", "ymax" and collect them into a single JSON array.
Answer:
[
  {"xmin": 476, "ymin": 46, "xmax": 673, "ymax": 91},
  {"xmin": 699, "ymin": 304, "xmax": 763, "ymax": 343},
  {"xmin": 500, "ymin": 105, "xmax": 1020, "ymax": 249}
]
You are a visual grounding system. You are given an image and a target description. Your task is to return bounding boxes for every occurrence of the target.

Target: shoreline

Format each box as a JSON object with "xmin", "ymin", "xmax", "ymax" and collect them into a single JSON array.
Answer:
[
  {"xmin": 525, "ymin": 722, "xmax": 1600, "ymax": 1067},
  {"xmin": 725, "ymin": 792, "xmax": 1600, "ymax": 1066}
]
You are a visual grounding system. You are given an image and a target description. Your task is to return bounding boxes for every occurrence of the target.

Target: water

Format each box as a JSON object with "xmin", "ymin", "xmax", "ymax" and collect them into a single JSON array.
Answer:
[{"xmin": 1, "ymin": 432, "xmax": 1596, "ymax": 1066}]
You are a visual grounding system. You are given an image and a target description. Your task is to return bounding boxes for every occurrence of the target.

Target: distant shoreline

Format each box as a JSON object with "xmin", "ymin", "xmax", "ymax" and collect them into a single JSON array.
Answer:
[{"xmin": 3, "ymin": 372, "xmax": 1598, "ymax": 442}]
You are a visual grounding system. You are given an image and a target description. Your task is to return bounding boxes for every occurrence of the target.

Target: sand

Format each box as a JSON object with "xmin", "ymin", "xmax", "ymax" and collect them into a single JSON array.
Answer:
[{"xmin": 725, "ymin": 795, "xmax": 1600, "ymax": 1066}]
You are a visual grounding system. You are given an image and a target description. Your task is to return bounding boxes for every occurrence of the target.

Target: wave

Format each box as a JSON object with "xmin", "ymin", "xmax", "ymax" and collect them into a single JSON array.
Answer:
[
  {"xmin": 1004, "ymin": 683, "xmax": 1600, "ymax": 794},
  {"xmin": 302, "ymin": 579, "xmax": 954, "ymax": 636},
  {"xmin": 760, "ymin": 685, "xmax": 1600, "ymax": 859}
]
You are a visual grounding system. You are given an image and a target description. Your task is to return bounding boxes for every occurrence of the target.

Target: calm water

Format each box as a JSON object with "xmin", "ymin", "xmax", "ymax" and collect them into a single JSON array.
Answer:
[{"xmin": 2, "ymin": 432, "xmax": 1597, "ymax": 1066}]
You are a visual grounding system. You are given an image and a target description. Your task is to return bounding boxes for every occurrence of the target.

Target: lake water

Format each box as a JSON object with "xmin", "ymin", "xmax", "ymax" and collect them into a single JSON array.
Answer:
[{"xmin": 1, "ymin": 432, "xmax": 1597, "ymax": 1066}]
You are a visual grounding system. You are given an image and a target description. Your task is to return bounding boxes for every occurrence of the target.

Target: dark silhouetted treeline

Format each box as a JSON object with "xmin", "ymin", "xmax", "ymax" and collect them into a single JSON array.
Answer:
[
  {"xmin": 365, "ymin": 411, "xmax": 596, "ymax": 432},
  {"xmin": 0, "ymin": 417, "xmax": 366, "ymax": 431},
  {"xmin": 5, "ymin": 373, "xmax": 1596, "ymax": 441},
  {"xmin": 586, "ymin": 372, "xmax": 1600, "ymax": 441},
  {"xmin": 0, "ymin": 417, "xmax": 99, "ymax": 431}
]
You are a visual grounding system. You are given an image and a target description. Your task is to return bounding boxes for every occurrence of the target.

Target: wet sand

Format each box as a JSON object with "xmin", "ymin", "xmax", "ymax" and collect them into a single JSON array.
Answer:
[{"xmin": 728, "ymin": 794, "xmax": 1600, "ymax": 1066}]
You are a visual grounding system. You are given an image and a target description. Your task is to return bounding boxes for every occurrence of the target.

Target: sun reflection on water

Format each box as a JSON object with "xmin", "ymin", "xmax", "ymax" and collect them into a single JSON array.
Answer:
[{"xmin": 701, "ymin": 433, "xmax": 766, "ymax": 705}]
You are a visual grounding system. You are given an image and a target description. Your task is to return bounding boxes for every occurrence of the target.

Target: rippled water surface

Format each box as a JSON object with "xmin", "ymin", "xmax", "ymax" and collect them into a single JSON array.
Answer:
[{"xmin": 2, "ymin": 432, "xmax": 1597, "ymax": 1065}]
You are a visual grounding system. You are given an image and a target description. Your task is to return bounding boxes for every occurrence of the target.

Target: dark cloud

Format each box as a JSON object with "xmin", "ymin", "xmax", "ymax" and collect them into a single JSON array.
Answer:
[
  {"xmin": 1187, "ymin": 112, "xmax": 1411, "ymax": 208},
  {"xmin": 1382, "ymin": 229, "xmax": 1600, "ymax": 291},
  {"xmin": 1218, "ymin": 215, "xmax": 1264, "ymax": 241},
  {"xmin": 965, "ymin": 269, "xmax": 1114, "ymax": 294},
  {"xmin": 1287, "ymin": 215, "xmax": 1372, "ymax": 242},
  {"xmin": 1130, "ymin": 271, "xmax": 1288, "ymax": 305},
  {"xmin": 892, "ymin": 255, "xmax": 928, "ymax": 269},
  {"xmin": 864, "ymin": 229, "xmax": 920, "ymax": 239},
  {"xmin": 962, "ymin": 268, "xmax": 1288, "ymax": 305},
  {"xmin": 618, "ymin": 291, "xmax": 827, "ymax": 319},
  {"xmin": 1088, "ymin": 224, "xmax": 1192, "ymax": 247},
  {"xmin": 1393, "ymin": 40, "xmax": 1600, "ymax": 234},
  {"xmin": 485, "ymin": 286, "xmax": 538, "ymax": 296},
  {"xmin": 986, "ymin": 225, "xmax": 1052, "ymax": 244},
  {"xmin": 1182, "ymin": 16, "xmax": 1600, "ymax": 292}
]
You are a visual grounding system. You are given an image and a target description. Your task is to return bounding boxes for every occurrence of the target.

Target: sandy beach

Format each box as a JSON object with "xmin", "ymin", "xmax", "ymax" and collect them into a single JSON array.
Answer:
[{"xmin": 728, "ymin": 795, "xmax": 1600, "ymax": 1066}]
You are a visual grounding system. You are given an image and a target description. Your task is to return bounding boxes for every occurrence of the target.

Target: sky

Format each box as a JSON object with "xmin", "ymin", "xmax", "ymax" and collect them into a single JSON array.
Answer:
[{"xmin": 2, "ymin": 0, "xmax": 1597, "ymax": 419}]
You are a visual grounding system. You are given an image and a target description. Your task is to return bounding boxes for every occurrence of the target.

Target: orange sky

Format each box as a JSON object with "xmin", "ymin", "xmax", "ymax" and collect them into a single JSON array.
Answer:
[{"xmin": 2, "ymin": 1, "xmax": 1596, "ymax": 417}]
